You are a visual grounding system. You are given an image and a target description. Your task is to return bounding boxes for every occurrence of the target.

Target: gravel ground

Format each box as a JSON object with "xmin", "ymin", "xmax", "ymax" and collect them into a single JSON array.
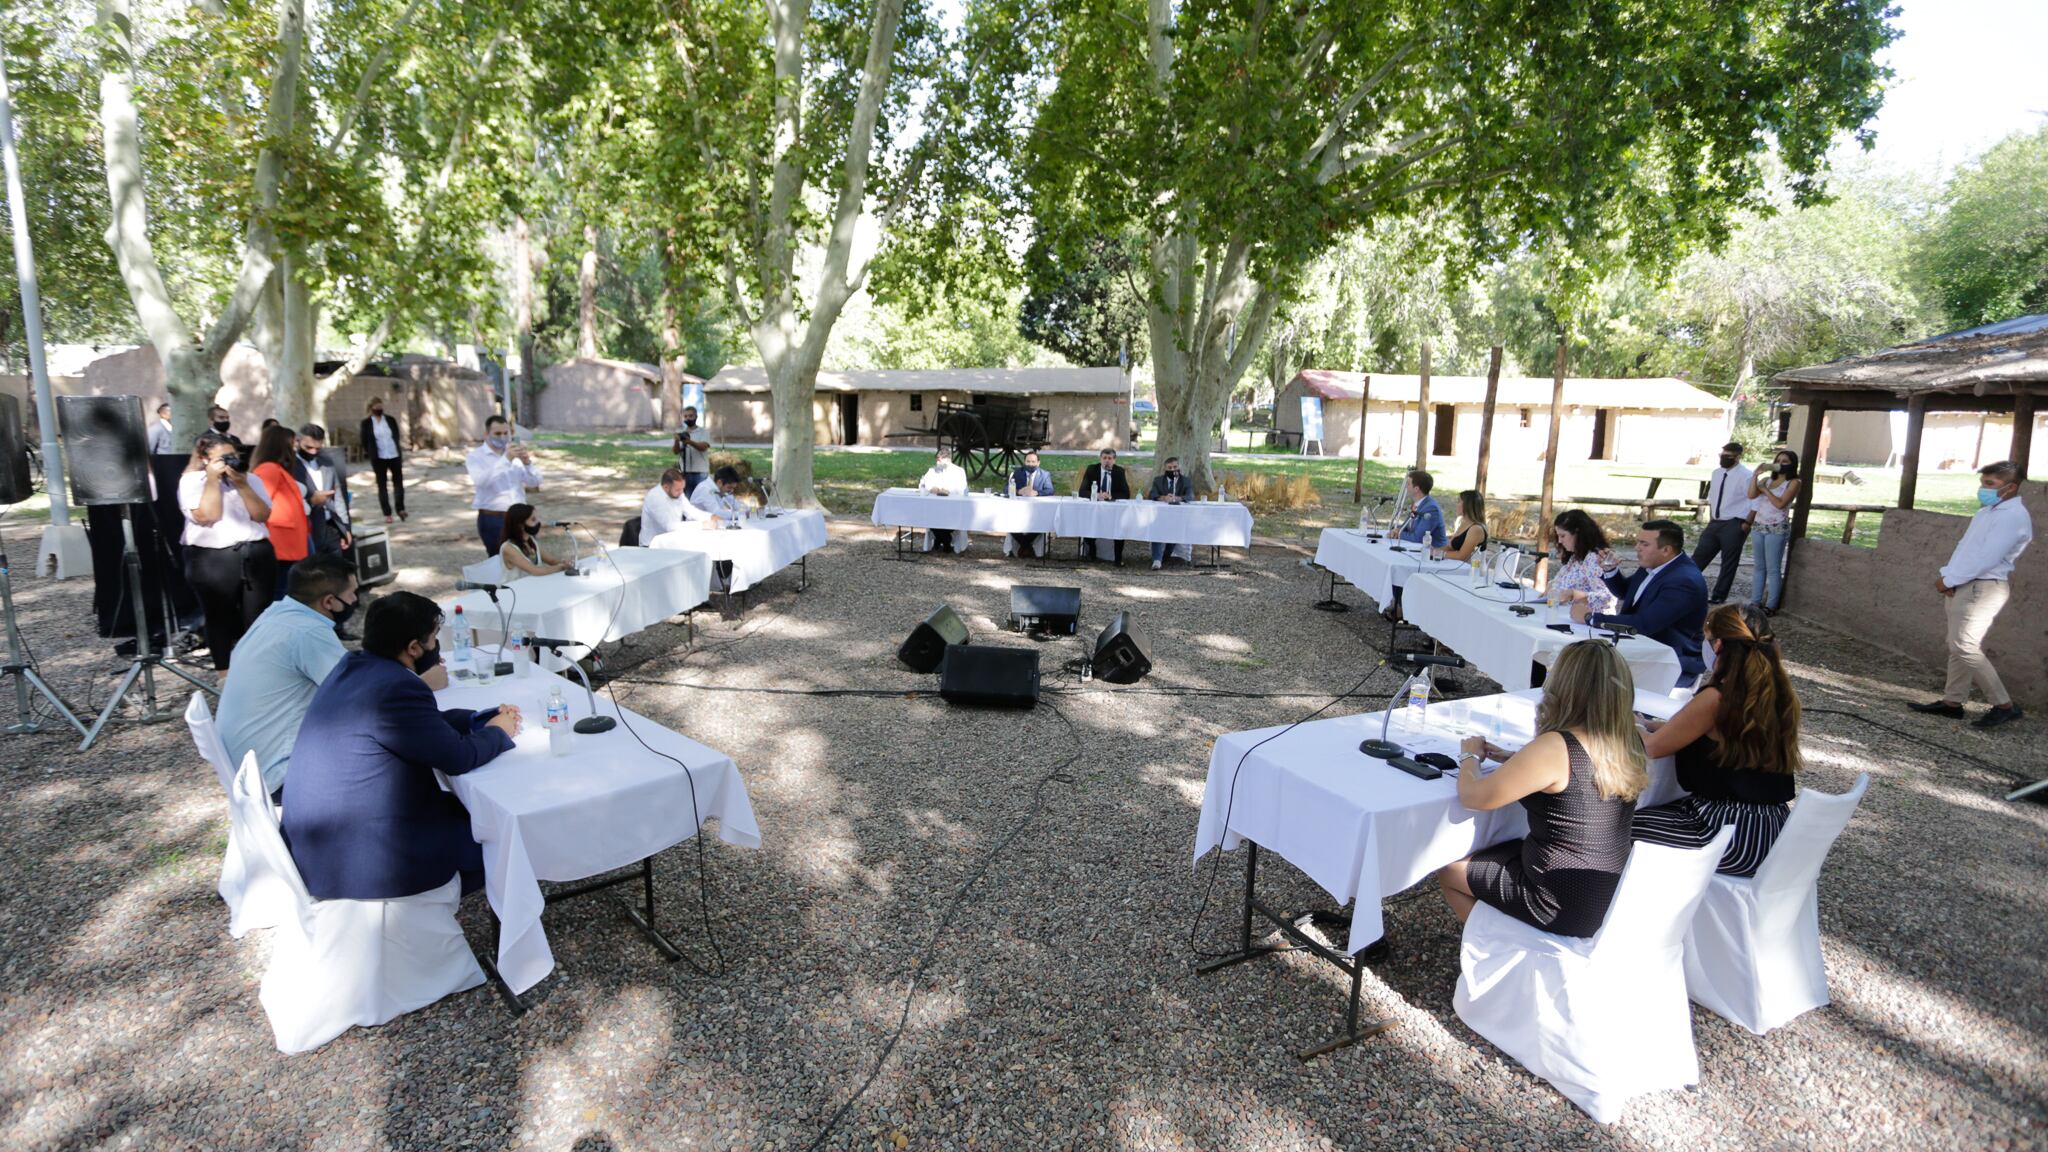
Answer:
[{"xmin": 1, "ymin": 447, "xmax": 2044, "ymax": 1151}]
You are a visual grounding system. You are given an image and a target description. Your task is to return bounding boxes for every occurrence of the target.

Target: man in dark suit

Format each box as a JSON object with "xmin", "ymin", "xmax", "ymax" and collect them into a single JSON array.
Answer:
[
  {"xmin": 1145, "ymin": 455, "xmax": 1194, "ymax": 569},
  {"xmin": 1573, "ymin": 518, "xmax": 1711, "ymax": 685},
  {"xmin": 1078, "ymin": 447, "xmax": 1131, "ymax": 562},
  {"xmin": 281, "ymin": 591, "xmax": 522, "ymax": 900},
  {"xmin": 360, "ymin": 397, "xmax": 407, "ymax": 522}
]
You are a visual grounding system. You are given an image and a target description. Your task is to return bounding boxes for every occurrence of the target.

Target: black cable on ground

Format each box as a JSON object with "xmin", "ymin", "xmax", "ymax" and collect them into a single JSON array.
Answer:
[
  {"xmin": 1802, "ymin": 706, "xmax": 2040, "ymax": 788},
  {"xmin": 802, "ymin": 699, "xmax": 1084, "ymax": 1152}
]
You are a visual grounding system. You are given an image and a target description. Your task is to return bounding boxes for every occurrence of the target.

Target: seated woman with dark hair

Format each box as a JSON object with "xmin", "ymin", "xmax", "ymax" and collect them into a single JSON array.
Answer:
[
  {"xmin": 1632, "ymin": 604, "xmax": 1800, "ymax": 876},
  {"xmin": 498, "ymin": 502, "xmax": 571, "ymax": 580},
  {"xmin": 1441, "ymin": 490, "xmax": 1490, "ymax": 562},
  {"xmin": 1545, "ymin": 508, "xmax": 1619, "ymax": 615}
]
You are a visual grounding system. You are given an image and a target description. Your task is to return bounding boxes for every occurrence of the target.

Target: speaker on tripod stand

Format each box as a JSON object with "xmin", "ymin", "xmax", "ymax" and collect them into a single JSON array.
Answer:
[
  {"xmin": 58, "ymin": 395, "xmax": 216, "ymax": 751},
  {"xmin": 0, "ymin": 393, "xmax": 89, "ymax": 738}
]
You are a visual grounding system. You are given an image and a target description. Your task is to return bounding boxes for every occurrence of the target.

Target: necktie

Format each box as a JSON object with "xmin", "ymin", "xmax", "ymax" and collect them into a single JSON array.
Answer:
[{"xmin": 1711, "ymin": 471, "xmax": 1723, "ymax": 518}]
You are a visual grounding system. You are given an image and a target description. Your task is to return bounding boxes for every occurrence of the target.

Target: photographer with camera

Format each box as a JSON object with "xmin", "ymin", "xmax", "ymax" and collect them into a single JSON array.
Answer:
[
  {"xmin": 1747, "ymin": 448, "xmax": 1801, "ymax": 614},
  {"xmin": 177, "ymin": 432, "xmax": 276, "ymax": 673}
]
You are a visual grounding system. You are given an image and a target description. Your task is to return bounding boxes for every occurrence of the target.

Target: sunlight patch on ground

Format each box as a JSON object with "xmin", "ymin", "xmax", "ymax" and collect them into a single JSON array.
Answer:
[{"xmin": 514, "ymin": 986, "xmax": 675, "ymax": 1149}]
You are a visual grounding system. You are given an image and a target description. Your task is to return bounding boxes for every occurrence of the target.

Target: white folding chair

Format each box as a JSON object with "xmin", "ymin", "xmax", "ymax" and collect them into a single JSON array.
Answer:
[
  {"xmin": 186, "ymin": 694, "xmax": 292, "ymax": 938},
  {"xmin": 1683, "ymin": 774, "xmax": 1871, "ymax": 1034},
  {"xmin": 461, "ymin": 555, "xmax": 507, "ymax": 586},
  {"xmin": 227, "ymin": 754, "xmax": 485, "ymax": 1053},
  {"xmin": 1454, "ymin": 827, "xmax": 1734, "ymax": 1124}
]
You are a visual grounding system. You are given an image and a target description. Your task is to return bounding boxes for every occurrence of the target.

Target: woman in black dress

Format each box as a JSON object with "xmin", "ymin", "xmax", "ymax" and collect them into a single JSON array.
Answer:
[
  {"xmin": 1439, "ymin": 640, "xmax": 1650, "ymax": 937},
  {"xmin": 1441, "ymin": 490, "xmax": 1490, "ymax": 562},
  {"xmin": 1631, "ymin": 605, "xmax": 1799, "ymax": 876}
]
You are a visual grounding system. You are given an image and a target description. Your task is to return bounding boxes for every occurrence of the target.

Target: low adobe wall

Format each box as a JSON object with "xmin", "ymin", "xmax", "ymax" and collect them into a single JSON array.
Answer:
[{"xmin": 1784, "ymin": 481, "xmax": 2046, "ymax": 709}]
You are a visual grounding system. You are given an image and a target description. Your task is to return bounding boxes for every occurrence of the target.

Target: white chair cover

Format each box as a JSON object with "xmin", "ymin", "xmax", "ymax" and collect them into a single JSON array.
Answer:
[
  {"xmin": 1001, "ymin": 532, "xmax": 1050, "ymax": 558},
  {"xmin": 186, "ymin": 694, "xmax": 292, "ymax": 938},
  {"xmin": 461, "ymin": 555, "xmax": 507, "ymax": 586},
  {"xmin": 227, "ymin": 754, "xmax": 485, "ymax": 1053},
  {"xmin": 920, "ymin": 528, "xmax": 971, "ymax": 553},
  {"xmin": 1455, "ymin": 826, "xmax": 1734, "ymax": 1124},
  {"xmin": 1683, "ymin": 774, "xmax": 1871, "ymax": 1034}
]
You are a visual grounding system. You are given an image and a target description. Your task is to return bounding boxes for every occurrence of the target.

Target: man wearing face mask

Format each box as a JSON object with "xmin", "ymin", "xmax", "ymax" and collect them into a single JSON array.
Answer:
[
  {"xmin": 466, "ymin": 415, "xmax": 543, "ymax": 556},
  {"xmin": 672, "ymin": 405, "xmax": 711, "ymax": 497},
  {"xmin": 1692, "ymin": 441, "xmax": 1756, "ymax": 604},
  {"xmin": 1145, "ymin": 456, "xmax": 1195, "ymax": 570},
  {"xmin": 216, "ymin": 556, "xmax": 385, "ymax": 802},
  {"xmin": 283, "ymin": 591, "xmax": 520, "ymax": 900},
  {"xmin": 1910, "ymin": 460, "xmax": 2033, "ymax": 729},
  {"xmin": 359, "ymin": 396, "xmax": 407, "ymax": 523},
  {"xmin": 293, "ymin": 424, "xmax": 353, "ymax": 559},
  {"xmin": 208, "ymin": 405, "xmax": 249, "ymax": 455}
]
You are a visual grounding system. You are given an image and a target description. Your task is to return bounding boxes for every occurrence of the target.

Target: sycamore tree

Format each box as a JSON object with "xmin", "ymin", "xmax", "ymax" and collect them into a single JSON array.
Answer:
[
  {"xmin": 1918, "ymin": 126, "xmax": 2048, "ymax": 329},
  {"xmin": 988, "ymin": 0, "xmax": 1896, "ymax": 491}
]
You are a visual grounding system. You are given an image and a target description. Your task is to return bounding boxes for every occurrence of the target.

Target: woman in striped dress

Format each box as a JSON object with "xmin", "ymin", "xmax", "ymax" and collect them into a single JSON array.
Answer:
[{"xmin": 1632, "ymin": 605, "xmax": 1799, "ymax": 876}]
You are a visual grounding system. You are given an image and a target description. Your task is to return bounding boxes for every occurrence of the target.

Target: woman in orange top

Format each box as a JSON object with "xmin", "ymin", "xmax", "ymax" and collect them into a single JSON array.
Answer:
[{"xmin": 248, "ymin": 424, "xmax": 311, "ymax": 601}]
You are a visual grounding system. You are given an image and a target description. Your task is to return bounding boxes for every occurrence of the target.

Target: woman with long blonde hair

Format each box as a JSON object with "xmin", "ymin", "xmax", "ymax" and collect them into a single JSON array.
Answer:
[
  {"xmin": 1632, "ymin": 604, "xmax": 1800, "ymax": 876},
  {"xmin": 1439, "ymin": 640, "xmax": 1649, "ymax": 937}
]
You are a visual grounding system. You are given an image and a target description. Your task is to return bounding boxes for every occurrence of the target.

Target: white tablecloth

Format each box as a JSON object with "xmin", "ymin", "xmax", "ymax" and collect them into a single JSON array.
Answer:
[
  {"xmin": 1193, "ymin": 689, "xmax": 1683, "ymax": 955},
  {"xmin": 443, "ymin": 546, "xmax": 711, "ymax": 665},
  {"xmin": 869, "ymin": 488, "xmax": 1062, "ymax": 535},
  {"xmin": 437, "ymin": 668, "xmax": 760, "ymax": 994},
  {"xmin": 1399, "ymin": 573, "xmax": 1684, "ymax": 694},
  {"xmin": 1052, "ymin": 497, "xmax": 1254, "ymax": 547},
  {"xmin": 649, "ymin": 508, "xmax": 828, "ymax": 593},
  {"xmin": 1313, "ymin": 528, "xmax": 1465, "ymax": 608}
]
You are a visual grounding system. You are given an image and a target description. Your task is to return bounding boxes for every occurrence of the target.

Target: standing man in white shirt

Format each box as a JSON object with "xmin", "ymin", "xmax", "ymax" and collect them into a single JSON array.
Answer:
[
  {"xmin": 640, "ymin": 467, "xmax": 716, "ymax": 540},
  {"xmin": 672, "ymin": 406, "xmax": 711, "ymax": 497},
  {"xmin": 917, "ymin": 448, "xmax": 971, "ymax": 553},
  {"xmin": 1692, "ymin": 440, "xmax": 1755, "ymax": 604},
  {"xmin": 1910, "ymin": 460, "xmax": 2033, "ymax": 729},
  {"xmin": 359, "ymin": 396, "xmax": 407, "ymax": 523},
  {"xmin": 148, "ymin": 402, "xmax": 177, "ymax": 455},
  {"xmin": 466, "ymin": 415, "xmax": 542, "ymax": 556}
]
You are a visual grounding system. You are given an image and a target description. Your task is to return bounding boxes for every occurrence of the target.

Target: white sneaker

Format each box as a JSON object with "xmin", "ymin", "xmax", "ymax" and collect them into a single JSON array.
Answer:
[{"xmin": 1151, "ymin": 559, "xmax": 1163, "ymax": 570}]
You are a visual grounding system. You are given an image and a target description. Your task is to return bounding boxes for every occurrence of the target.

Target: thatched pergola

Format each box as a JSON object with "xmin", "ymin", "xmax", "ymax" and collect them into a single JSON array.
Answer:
[{"xmin": 1774, "ymin": 315, "xmax": 2046, "ymax": 540}]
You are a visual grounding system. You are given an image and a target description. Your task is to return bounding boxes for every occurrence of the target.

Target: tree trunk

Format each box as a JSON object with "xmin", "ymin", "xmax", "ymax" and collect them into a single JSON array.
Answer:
[
  {"xmin": 659, "ymin": 244, "xmax": 683, "ymax": 432},
  {"xmin": 1413, "ymin": 339, "xmax": 1431, "ymax": 469},
  {"xmin": 1475, "ymin": 345, "xmax": 1503, "ymax": 495},
  {"xmin": 1146, "ymin": 232, "xmax": 1276, "ymax": 495},
  {"xmin": 578, "ymin": 224, "xmax": 599, "ymax": 359},
  {"xmin": 513, "ymin": 214, "xmax": 537, "ymax": 423},
  {"xmin": 1538, "ymin": 336, "xmax": 1568, "ymax": 549}
]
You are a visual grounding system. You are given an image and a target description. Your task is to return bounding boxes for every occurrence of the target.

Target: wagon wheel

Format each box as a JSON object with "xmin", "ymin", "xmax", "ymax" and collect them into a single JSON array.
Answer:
[{"xmin": 937, "ymin": 410, "xmax": 996, "ymax": 479}]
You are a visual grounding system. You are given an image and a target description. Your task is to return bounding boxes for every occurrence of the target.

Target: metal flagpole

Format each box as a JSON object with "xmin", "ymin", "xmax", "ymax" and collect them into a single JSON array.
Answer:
[{"xmin": 0, "ymin": 35, "xmax": 90, "ymax": 579}]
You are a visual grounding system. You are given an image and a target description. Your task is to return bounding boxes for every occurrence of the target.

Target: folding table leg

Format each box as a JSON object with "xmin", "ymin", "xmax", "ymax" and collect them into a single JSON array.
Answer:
[{"xmin": 1313, "ymin": 568, "xmax": 1351, "ymax": 612}]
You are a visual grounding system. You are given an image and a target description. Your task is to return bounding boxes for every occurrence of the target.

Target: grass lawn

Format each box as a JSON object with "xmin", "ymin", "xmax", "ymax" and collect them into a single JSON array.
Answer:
[{"xmin": 536, "ymin": 438, "xmax": 1984, "ymax": 551}]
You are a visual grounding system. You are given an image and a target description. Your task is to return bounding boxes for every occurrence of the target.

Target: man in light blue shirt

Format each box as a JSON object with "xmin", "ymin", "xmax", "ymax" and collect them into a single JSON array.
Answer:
[{"xmin": 216, "ymin": 555, "xmax": 358, "ymax": 799}]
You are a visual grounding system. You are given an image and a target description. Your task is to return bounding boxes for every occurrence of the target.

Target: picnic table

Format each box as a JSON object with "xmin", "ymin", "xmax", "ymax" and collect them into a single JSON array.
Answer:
[
  {"xmin": 1807, "ymin": 502, "xmax": 1889, "ymax": 544},
  {"xmin": 1612, "ymin": 471, "xmax": 1711, "ymax": 501}
]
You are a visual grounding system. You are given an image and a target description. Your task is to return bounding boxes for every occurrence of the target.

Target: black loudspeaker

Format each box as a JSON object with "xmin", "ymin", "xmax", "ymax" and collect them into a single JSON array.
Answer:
[
  {"xmin": 938, "ymin": 645, "xmax": 1040, "ymax": 708},
  {"xmin": 1009, "ymin": 584, "xmax": 1080, "ymax": 634},
  {"xmin": 0, "ymin": 394, "xmax": 30, "ymax": 505},
  {"xmin": 353, "ymin": 523, "xmax": 395, "ymax": 588},
  {"xmin": 898, "ymin": 604, "xmax": 969, "ymax": 673},
  {"xmin": 58, "ymin": 394, "xmax": 151, "ymax": 506},
  {"xmin": 1091, "ymin": 610, "xmax": 1153, "ymax": 684}
]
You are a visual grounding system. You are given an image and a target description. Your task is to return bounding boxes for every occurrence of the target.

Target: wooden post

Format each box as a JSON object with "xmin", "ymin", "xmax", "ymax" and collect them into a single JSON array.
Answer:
[
  {"xmin": 1789, "ymin": 399, "xmax": 1827, "ymax": 541},
  {"xmin": 1352, "ymin": 374, "xmax": 1371, "ymax": 503},
  {"xmin": 1414, "ymin": 340, "xmax": 1432, "ymax": 470},
  {"xmin": 1475, "ymin": 346, "xmax": 1502, "ymax": 496},
  {"xmin": 2014, "ymin": 388, "xmax": 2037, "ymax": 482},
  {"xmin": 1538, "ymin": 336, "xmax": 1567, "ymax": 549},
  {"xmin": 1898, "ymin": 393, "xmax": 1927, "ymax": 509}
]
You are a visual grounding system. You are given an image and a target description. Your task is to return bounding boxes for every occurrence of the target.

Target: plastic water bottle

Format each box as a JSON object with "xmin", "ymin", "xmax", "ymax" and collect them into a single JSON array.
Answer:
[
  {"xmin": 1406, "ymin": 674, "xmax": 1429, "ymax": 721},
  {"xmin": 1087, "ymin": 481, "xmax": 1097, "ymax": 501},
  {"xmin": 1007, "ymin": 475, "xmax": 1017, "ymax": 499},
  {"xmin": 507, "ymin": 631, "xmax": 528, "ymax": 677},
  {"xmin": 545, "ymin": 685, "xmax": 570, "ymax": 755},
  {"xmin": 450, "ymin": 606, "xmax": 472, "ymax": 678}
]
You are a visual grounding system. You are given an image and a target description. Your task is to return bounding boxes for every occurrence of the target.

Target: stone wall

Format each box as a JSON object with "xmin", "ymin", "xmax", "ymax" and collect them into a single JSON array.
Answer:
[
  {"xmin": 538, "ymin": 359, "xmax": 659, "ymax": 428},
  {"xmin": 1784, "ymin": 481, "xmax": 2047, "ymax": 708}
]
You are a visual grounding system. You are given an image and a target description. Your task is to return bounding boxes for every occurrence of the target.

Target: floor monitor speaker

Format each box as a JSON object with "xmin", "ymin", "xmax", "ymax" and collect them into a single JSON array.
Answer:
[
  {"xmin": 352, "ymin": 523, "xmax": 395, "ymax": 588},
  {"xmin": 898, "ymin": 604, "xmax": 969, "ymax": 673},
  {"xmin": 58, "ymin": 395, "xmax": 151, "ymax": 506},
  {"xmin": 0, "ymin": 394, "xmax": 30, "ymax": 505},
  {"xmin": 1009, "ymin": 584, "xmax": 1080, "ymax": 634},
  {"xmin": 1091, "ymin": 610, "xmax": 1153, "ymax": 684},
  {"xmin": 938, "ymin": 645, "xmax": 1040, "ymax": 708}
]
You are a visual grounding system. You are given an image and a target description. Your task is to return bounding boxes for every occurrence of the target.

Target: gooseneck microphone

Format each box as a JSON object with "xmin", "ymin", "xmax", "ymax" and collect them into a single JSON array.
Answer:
[{"xmin": 455, "ymin": 579, "xmax": 505, "ymax": 593}]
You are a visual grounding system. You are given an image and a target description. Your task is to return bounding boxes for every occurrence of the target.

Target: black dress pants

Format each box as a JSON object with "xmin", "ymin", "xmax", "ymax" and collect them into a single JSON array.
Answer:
[
  {"xmin": 372, "ymin": 456, "xmax": 405, "ymax": 516},
  {"xmin": 184, "ymin": 538, "xmax": 277, "ymax": 670},
  {"xmin": 1691, "ymin": 519, "xmax": 1748, "ymax": 601}
]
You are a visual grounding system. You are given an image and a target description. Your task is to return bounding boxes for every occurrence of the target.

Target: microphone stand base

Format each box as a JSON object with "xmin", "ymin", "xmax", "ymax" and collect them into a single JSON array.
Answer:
[
  {"xmin": 1359, "ymin": 739, "xmax": 1403, "ymax": 759},
  {"xmin": 573, "ymin": 716, "xmax": 616, "ymax": 735}
]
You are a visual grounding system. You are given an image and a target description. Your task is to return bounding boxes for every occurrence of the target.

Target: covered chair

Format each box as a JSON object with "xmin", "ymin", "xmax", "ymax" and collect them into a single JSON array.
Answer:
[
  {"xmin": 185, "ymin": 693, "xmax": 291, "ymax": 938},
  {"xmin": 226, "ymin": 753, "xmax": 484, "ymax": 1053},
  {"xmin": 1454, "ymin": 827, "xmax": 1734, "ymax": 1124},
  {"xmin": 1683, "ymin": 773, "xmax": 1871, "ymax": 1034}
]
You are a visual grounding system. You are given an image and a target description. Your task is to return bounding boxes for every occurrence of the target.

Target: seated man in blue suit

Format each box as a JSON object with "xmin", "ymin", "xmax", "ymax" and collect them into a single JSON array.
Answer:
[
  {"xmin": 1572, "ymin": 518, "xmax": 1710, "ymax": 685},
  {"xmin": 1397, "ymin": 469, "xmax": 1448, "ymax": 549},
  {"xmin": 282, "ymin": 591, "xmax": 523, "ymax": 900}
]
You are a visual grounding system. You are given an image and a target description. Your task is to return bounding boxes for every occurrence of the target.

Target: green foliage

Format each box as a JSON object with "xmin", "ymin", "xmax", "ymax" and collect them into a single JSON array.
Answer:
[
  {"xmin": 1018, "ymin": 232, "xmax": 1147, "ymax": 368},
  {"xmin": 1919, "ymin": 127, "xmax": 2048, "ymax": 328}
]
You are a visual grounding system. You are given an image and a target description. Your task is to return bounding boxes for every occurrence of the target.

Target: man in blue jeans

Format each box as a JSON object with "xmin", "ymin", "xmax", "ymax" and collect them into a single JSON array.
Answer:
[{"xmin": 1146, "ymin": 456, "xmax": 1194, "ymax": 569}]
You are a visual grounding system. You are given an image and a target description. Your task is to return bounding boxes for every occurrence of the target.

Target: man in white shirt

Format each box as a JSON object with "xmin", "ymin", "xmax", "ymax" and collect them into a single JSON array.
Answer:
[
  {"xmin": 1910, "ymin": 460, "xmax": 2033, "ymax": 729},
  {"xmin": 465, "ymin": 415, "xmax": 542, "ymax": 556},
  {"xmin": 691, "ymin": 465, "xmax": 746, "ymax": 519},
  {"xmin": 641, "ymin": 467, "xmax": 716, "ymax": 540},
  {"xmin": 917, "ymin": 449, "xmax": 971, "ymax": 553},
  {"xmin": 1691, "ymin": 440, "xmax": 1755, "ymax": 604},
  {"xmin": 148, "ymin": 402, "xmax": 176, "ymax": 455},
  {"xmin": 672, "ymin": 406, "xmax": 711, "ymax": 495}
]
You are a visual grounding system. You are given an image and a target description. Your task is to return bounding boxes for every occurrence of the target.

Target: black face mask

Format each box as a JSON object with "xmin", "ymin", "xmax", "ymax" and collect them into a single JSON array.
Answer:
[
  {"xmin": 212, "ymin": 420, "xmax": 232, "ymax": 434},
  {"xmin": 299, "ymin": 449, "xmax": 321, "ymax": 462},
  {"xmin": 370, "ymin": 410, "xmax": 384, "ymax": 419},
  {"xmin": 327, "ymin": 594, "xmax": 359, "ymax": 626},
  {"xmin": 1719, "ymin": 454, "xmax": 1737, "ymax": 468},
  {"xmin": 412, "ymin": 638, "xmax": 441, "ymax": 674}
]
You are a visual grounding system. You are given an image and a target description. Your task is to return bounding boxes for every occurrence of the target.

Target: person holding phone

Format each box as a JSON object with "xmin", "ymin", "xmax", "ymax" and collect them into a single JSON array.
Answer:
[
  {"xmin": 178, "ymin": 432, "xmax": 275, "ymax": 671},
  {"xmin": 1746, "ymin": 448, "xmax": 1801, "ymax": 614}
]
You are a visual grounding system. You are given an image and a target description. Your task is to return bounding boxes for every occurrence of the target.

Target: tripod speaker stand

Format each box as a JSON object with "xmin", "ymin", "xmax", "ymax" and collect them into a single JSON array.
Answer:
[
  {"xmin": 78, "ymin": 506, "xmax": 215, "ymax": 751},
  {"xmin": 1, "ymin": 531, "xmax": 88, "ymax": 738}
]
